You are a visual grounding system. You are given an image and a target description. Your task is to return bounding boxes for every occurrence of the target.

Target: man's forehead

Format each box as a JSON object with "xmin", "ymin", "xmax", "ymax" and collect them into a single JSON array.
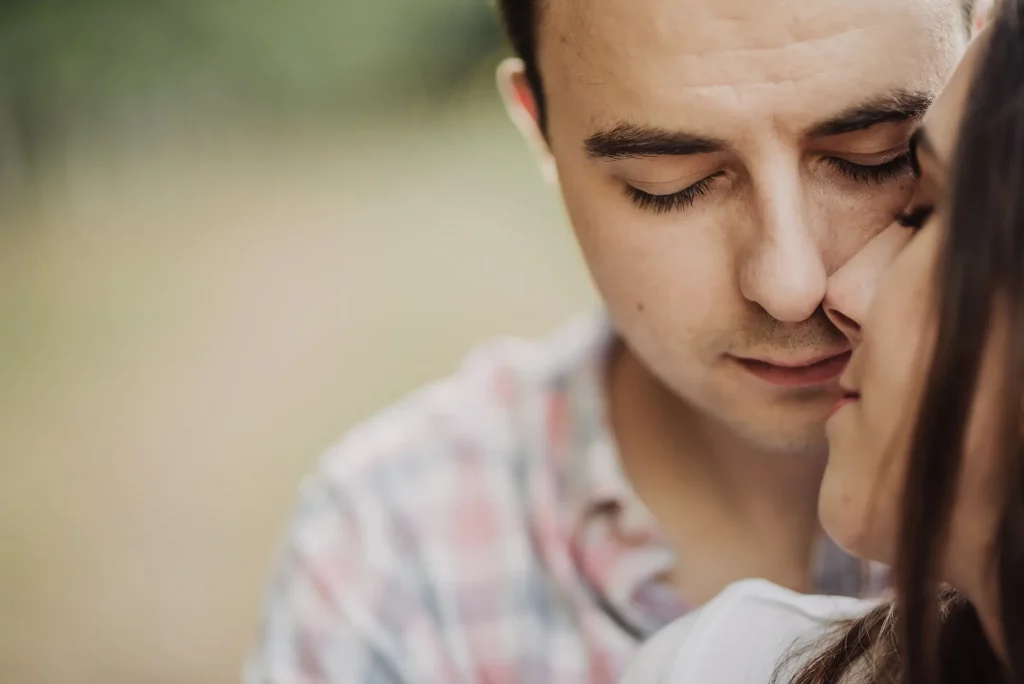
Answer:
[
  {"xmin": 539, "ymin": 0, "xmax": 964, "ymax": 132},
  {"xmin": 541, "ymin": 0, "xmax": 959, "ymax": 58}
]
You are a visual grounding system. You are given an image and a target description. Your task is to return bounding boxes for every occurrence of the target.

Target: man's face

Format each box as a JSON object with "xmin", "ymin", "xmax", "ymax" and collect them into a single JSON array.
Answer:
[{"xmin": 534, "ymin": 0, "xmax": 966, "ymax": 453}]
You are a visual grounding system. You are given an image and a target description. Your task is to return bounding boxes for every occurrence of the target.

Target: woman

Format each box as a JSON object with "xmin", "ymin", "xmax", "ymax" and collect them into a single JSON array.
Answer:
[{"xmin": 624, "ymin": 1, "xmax": 1024, "ymax": 681}]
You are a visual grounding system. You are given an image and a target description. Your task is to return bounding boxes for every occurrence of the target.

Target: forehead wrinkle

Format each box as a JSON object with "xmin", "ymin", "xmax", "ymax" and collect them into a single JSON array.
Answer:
[
  {"xmin": 552, "ymin": 39, "xmax": 949, "ymax": 126},
  {"xmin": 542, "ymin": 0, "xmax": 960, "ymax": 93},
  {"xmin": 668, "ymin": 30, "xmax": 877, "ymax": 90},
  {"xmin": 539, "ymin": 0, "xmax": 963, "ymax": 146},
  {"xmin": 548, "ymin": 0, "xmax": 870, "ymax": 61},
  {"xmin": 573, "ymin": 26, "xmax": 902, "ymax": 91}
]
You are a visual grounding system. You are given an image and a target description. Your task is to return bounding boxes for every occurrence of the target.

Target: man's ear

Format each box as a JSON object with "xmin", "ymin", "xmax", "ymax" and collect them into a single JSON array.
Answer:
[{"xmin": 496, "ymin": 57, "xmax": 558, "ymax": 185}]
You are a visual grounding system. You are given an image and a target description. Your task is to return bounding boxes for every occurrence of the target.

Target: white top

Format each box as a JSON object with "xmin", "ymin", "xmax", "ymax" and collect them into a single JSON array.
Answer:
[{"xmin": 621, "ymin": 579, "xmax": 880, "ymax": 683}]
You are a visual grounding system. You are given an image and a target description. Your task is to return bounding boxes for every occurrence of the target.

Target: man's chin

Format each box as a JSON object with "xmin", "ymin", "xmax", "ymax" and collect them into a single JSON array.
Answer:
[{"xmin": 718, "ymin": 404, "xmax": 832, "ymax": 456}]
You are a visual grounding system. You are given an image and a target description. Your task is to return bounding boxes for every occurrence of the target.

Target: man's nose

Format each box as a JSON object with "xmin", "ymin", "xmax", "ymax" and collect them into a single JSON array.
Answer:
[
  {"xmin": 824, "ymin": 224, "xmax": 912, "ymax": 345},
  {"xmin": 739, "ymin": 177, "xmax": 826, "ymax": 323}
]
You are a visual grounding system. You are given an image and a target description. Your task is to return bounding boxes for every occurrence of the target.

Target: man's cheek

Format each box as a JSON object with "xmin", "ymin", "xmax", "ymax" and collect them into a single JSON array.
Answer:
[{"xmin": 822, "ymin": 207, "xmax": 904, "ymax": 267}]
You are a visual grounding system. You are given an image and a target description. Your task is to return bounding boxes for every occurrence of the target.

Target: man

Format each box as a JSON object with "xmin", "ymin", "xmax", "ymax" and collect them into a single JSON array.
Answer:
[{"xmin": 246, "ymin": 1, "xmax": 973, "ymax": 682}]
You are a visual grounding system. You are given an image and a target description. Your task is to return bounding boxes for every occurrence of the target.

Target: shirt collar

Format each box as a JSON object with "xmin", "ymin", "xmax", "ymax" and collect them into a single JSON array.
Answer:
[
  {"xmin": 546, "ymin": 312, "xmax": 653, "ymax": 531},
  {"xmin": 539, "ymin": 311, "xmax": 878, "ymax": 621}
]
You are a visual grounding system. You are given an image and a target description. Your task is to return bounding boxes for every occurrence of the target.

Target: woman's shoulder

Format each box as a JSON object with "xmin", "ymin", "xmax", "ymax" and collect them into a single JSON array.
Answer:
[{"xmin": 621, "ymin": 579, "xmax": 880, "ymax": 684}]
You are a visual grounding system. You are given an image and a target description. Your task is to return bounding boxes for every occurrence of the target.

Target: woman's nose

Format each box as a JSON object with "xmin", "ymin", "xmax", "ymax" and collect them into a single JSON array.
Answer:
[{"xmin": 824, "ymin": 224, "xmax": 912, "ymax": 346}]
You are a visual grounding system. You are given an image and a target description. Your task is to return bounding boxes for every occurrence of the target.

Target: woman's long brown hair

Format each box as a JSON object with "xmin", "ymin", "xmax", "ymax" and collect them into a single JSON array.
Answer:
[{"xmin": 780, "ymin": 1, "xmax": 1024, "ymax": 682}]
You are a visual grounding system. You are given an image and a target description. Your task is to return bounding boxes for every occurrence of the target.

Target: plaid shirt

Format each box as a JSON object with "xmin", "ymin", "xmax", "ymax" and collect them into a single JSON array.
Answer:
[{"xmin": 245, "ymin": 314, "xmax": 880, "ymax": 684}]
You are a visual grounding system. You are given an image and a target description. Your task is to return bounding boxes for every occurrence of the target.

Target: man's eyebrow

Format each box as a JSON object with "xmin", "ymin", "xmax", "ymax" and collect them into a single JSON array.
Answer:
[
  {"xmin": 584, "ymin": 122, "xmax": 726, "ymax": 160},
  {"xmin": 807, "ymin": 90, "xmax": 934, "ymax": 138}
]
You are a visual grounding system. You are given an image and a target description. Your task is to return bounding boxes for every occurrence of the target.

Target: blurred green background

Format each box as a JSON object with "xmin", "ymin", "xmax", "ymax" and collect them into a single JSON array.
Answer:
[{"xmin": 0, "ymin": 3, "xmax": 595, "ymax": 683}]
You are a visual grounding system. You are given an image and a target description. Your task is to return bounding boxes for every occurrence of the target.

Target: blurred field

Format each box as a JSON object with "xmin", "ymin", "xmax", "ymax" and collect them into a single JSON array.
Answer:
[{"xmin": 0, "ymin": 79, "xmax": 596, "ymax": 684}]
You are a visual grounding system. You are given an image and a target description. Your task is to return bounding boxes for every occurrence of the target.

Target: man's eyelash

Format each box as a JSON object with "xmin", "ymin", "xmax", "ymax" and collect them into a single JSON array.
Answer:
[
  {"xmin": 825, "ymin": 152, "xmax": 915, "ymax": 184},
  {"xmin": 625, "ymin": 174, "xmax": 722, "ymax": 214},
  {"xmin": 625, "ymin": 152, "xmax": 912, "ymax": 215}
]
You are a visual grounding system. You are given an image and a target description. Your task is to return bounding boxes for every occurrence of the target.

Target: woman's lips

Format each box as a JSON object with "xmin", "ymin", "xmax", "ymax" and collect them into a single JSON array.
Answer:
[{"xmin": 829, "ymin": 389, "xmax": 861, "ymax": 417}]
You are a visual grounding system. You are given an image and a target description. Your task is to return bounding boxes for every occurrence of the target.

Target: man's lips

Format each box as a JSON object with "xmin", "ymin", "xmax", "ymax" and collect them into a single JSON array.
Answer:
[{"xmin": 734, "ymin": 351, "xmax": 852, "ymax": 388}]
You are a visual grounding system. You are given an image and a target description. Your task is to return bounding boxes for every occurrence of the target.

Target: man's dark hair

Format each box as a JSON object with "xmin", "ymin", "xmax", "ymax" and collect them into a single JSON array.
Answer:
[
  {"xmin": 496, "ymin": 0, "xmax": 977, "ymax": 132},
  {"xmin": 496, "ymin": 0, "xmax": 547, "ymax": 127}
]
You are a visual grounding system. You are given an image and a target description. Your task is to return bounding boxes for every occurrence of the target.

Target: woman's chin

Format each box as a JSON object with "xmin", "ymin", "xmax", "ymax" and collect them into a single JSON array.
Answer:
[
  {"xmin": 818, "ymin": 468, "xmax": 896, "ymax": 568},
  {"xmin": 819, "ymin": 465, "xmax": 865, "ymax": 556}
]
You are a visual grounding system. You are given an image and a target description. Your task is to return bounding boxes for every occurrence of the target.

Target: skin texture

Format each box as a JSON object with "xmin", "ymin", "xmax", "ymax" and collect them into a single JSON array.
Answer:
[
  {"xmin": 822, "ymin": 33, "xmax": 1006, "ymax": 646},
  {"xmin": 500, "ymin": 0, "xmax": 967, "ymax": 600},
  {"xmin": 519, "ymin": 0, "xmax": 964, "ymax": 454}
]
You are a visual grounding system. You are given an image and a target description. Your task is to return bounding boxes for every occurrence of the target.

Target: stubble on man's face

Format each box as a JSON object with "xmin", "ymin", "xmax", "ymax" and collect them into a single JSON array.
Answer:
[{"xmin": 535, "ymin": 0, "xmax": 966, "ymax": 453}]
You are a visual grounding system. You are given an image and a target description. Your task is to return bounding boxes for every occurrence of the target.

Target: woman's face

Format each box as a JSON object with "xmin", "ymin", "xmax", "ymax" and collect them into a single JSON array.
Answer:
[{"xmin": 820, "ymin": 34, "xmax": 1007, "ymax": 584}]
